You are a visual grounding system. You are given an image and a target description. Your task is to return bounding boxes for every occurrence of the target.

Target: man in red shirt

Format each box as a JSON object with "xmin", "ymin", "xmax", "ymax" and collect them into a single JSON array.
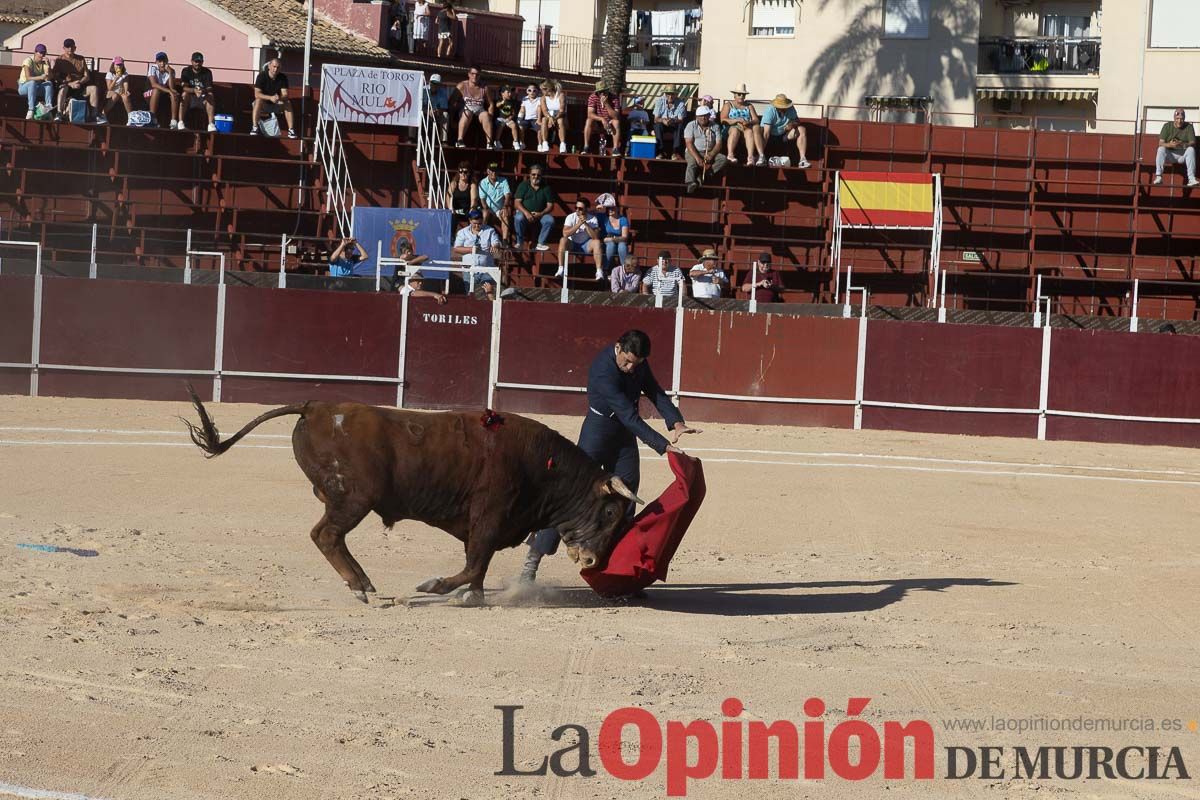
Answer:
[
  {"xmin": 584, "ymin": 80, "xmax": 622, "ymax": 155},
  {"xmin": 741, "ymin": 251, "xmax": 785, "ymax": 303}
]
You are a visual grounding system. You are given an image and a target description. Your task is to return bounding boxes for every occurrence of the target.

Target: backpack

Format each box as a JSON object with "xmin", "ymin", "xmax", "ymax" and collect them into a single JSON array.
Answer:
[
  {"xmin": 257, "ymin": 115, "xmax": 280, "ymax": 137},
  {"xmin": 127, "ymin": 110, "xmax": 153, "ymax": 127}
]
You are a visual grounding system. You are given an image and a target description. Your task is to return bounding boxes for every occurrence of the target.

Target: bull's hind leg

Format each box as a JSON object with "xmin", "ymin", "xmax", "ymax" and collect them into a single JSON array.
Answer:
[
  {"xmin": 310, "ymin": 506, "xmax": 375, "ymax": 604},
  {"xmin": 415, "ymin": 535, "xmax": 496, "ymax": 607}
]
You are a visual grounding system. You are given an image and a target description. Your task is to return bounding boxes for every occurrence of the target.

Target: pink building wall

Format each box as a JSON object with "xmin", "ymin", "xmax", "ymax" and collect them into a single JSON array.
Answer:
[
  {"xmin": 315, "ymin": 0, "xmax": 387, "ymax": 46},
  {"xmin": 5, "ymin": 0, "xmax": 261, "ymax": 83}
]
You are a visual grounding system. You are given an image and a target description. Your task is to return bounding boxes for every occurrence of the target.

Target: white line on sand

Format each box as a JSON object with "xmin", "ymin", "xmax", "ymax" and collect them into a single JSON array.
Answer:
[
  {"xmin": 0, "ymin": 426, "xmax": 290, "ymax": 439},
  {"xmin": 0, "ymin": 439, "xmax": 290, "ymax": 450},
  {"xmin": 0, "ymin": 781, "xmax": 111, "ymax": 800}
]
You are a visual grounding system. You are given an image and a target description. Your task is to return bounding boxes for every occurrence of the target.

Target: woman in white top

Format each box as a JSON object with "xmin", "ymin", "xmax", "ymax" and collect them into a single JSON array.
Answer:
[
  {"xmin": 413, "ymin": 1, "xmax": 432, "ymax": 55},
  {"xmin": 538, "ymin": 79, "xmax": 567, "ymax": 154}
]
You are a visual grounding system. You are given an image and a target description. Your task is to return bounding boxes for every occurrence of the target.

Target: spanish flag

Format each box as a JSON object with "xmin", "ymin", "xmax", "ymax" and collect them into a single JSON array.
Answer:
[{"xmin": 838, "ymin": 172, "xmax": 934, "ymax": 228}]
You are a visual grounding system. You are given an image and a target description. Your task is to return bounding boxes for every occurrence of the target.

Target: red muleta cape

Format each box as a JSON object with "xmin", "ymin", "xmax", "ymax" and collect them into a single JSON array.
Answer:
[{"xmin": 580, "ymin": 451, "xmax": 706, "ymax": 596}]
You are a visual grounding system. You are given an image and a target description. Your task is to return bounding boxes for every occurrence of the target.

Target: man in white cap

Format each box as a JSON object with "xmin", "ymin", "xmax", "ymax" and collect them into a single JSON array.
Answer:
[
  {"xmin": 427, "ymin": 72, "xmax": 450, "ymax": 136},
  {"xmin": 683, "ymin": 104, "xmax": 726, "ymax": 193}
]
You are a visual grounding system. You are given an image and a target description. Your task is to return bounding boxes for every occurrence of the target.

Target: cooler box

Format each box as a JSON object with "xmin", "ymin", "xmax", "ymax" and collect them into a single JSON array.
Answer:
[
  {"xmin": 213, "ymin": 114, "xmax": 234, "ymax": 133},
  {"xmin": 69, "ymin": 98, "xmax": 89, "ymax": 124},
  {"xmin": 629, "ymin": 134, "xmax": 656, "ymax": 159}
]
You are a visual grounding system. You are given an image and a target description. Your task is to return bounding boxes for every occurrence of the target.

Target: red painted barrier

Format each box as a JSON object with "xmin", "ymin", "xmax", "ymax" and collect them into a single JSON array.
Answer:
[
  {"xmin": 861, "ymin": 320, "xmax": 1041, "ymax": 438},
  {"xmin": 679, "ymin": 311, "xmax": 858, "ymax": 428},
  {"xmin": 0, "ymin": 276, "xmax": 33, "ymax": 395},
  {"xmin": 402, "ymin": 296, "xmax": 493, "ymax": 410},
  {"xmin": 1047, "ymin": 328, "xmax": 1200, "ymax": 447},
  {"xmin": 495, "ymin": 303, "xmax": 676, "ymax": 417}
]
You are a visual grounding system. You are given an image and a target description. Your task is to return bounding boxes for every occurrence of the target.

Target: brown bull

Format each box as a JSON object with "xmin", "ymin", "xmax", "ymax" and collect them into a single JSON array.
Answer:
[{"xmin": 182, "ymin": 387, "xmax": 641, "ymax": 606}]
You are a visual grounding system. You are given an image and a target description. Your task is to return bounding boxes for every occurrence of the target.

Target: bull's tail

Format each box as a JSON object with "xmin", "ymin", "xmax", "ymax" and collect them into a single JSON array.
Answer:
[{"xmin": 182, "ymin": 383, "xmax": 308, "ymax": 458}]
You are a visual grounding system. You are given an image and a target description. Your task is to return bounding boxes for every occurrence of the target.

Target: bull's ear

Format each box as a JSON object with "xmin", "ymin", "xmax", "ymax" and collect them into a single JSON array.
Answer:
[{"xmin": 601, "ymin": 475, "xmax": 644, "ymax": 505}]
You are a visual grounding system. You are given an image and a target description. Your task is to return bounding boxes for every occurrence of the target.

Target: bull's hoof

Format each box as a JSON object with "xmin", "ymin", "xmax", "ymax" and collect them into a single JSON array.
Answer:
[
  {"xmin": 351, "ymin": 589, "xmax": 369, "ymax": 604},
  {"xmin": 452, "ymin": 589, "xmax": 485, "ymax": 607},
  {"xmin": 415, "ymin": 577, "xmax": 445, "ymax": 594},
  {"xmin": 364, "ymin": 581, "xmax": 377, "ymax": 594}
]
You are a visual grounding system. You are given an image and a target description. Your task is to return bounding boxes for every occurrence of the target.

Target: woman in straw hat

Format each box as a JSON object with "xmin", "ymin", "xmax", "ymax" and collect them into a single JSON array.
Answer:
[
  {"xmin": 760, "ymin": 93, "xmax": 810, "ymax": 168},
  {"xmin": 721, "ymin": 82, "xmax": 764, "ymax": 166}
]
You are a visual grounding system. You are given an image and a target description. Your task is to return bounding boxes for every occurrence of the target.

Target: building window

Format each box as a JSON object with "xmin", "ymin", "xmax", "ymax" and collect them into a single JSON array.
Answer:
[
  {"xmin": 883, "ymin": 0, "xmax": 930, "ymax": 39},
  {"xmin": 1149, "ymin": 0, "xmax": 1200, "ymax": 48},
  {"xmin": 520, "ymin": 0, "xmax": 560, "ymax": 42},
  {"xmin": 1040, "ymin": 15, "xmax": 1090, "ymax": 38},
  {"xmin": 750, "ymin": 0, "xmax": 798, "ymax": 37}
]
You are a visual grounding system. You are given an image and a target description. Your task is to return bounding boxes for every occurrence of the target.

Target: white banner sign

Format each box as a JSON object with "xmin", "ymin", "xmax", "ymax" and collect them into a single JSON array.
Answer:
[{"xmin": 320, "ymin": 64, "xmax": 424, "ymax": 127}]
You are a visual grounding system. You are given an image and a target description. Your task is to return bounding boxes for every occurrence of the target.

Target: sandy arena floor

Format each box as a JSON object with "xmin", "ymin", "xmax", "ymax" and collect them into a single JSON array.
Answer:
[{"xmin": 0, "ymin": 395, "xmax": 1197, "ymax": 800}]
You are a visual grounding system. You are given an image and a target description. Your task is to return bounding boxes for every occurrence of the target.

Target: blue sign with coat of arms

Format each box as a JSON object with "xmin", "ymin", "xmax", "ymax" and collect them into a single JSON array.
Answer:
[{"xmin": 351, "ymin": 207, "xmax": 453, "ymax": 281}]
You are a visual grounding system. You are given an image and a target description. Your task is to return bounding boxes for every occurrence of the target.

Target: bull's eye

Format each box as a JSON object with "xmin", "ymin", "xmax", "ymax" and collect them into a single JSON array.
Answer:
[{"xmin": 604, "ymin": 505, "xmax": 618, "ymax": 519}]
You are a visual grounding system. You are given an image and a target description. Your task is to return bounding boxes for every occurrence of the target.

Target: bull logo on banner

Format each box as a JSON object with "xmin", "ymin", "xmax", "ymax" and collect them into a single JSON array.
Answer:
[{"xmin": 321, "ymin": 65, "xmax": 423, "ymax": 127}]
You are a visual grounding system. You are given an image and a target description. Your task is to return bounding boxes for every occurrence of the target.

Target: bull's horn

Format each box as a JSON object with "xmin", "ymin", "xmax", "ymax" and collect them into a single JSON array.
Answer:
[{"xmin": 606, "ymin": 476, "xmax": 644, "ymax": 505}]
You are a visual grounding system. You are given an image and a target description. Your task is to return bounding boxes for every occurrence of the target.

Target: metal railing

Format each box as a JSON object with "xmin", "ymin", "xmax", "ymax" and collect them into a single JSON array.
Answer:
[
  {"xmin": 979, "ymin": 36, "xmax": 1101, "ymax": 75},
  {"xmin": 520, "ymin": 32, "xmax": 601, "ymax": 77},
  {"xmin": 418, "ymin": 81, "xmax": 449, "ymax": 211},
  {"xmin": 626, "ymin": 34, "xmax": 701, "ymax": 71}
]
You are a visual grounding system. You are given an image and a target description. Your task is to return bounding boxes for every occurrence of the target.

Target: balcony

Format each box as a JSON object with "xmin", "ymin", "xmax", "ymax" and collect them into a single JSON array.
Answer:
[
  {"xmin": 979, "ymin": 36, "xmax": 1101, "ymax": 75},
  {"xmin": 626, "ymin": 34, "xmax": 701, "ymax": 71}
]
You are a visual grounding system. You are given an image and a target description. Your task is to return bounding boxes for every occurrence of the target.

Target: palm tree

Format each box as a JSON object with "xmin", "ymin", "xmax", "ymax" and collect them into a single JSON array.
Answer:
[{"xmin": 601, "ymin": 0, "xmax": 632, "ymax": 92}]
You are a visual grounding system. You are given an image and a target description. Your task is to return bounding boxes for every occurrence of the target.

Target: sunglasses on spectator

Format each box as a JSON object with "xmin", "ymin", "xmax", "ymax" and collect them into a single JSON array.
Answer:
[{"xmin": 458, "ymin": 168, "xmax": 469, "ymax": 173}]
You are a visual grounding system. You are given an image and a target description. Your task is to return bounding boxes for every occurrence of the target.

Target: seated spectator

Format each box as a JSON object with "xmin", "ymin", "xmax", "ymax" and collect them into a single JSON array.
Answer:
[
  {"xmin": 684, "ymin": 105, "xmax": 726, "ymax": 193},
  {"xmin": 413, "ymin": 0, "xmax": 433, "ymax": 56},
  {"xmin": 401, "ymin": 270, "xmax": 447, "ymax": 304},
  {"xmin": 437, "ymin": 2, "xmax": 458, "ymax": 60},
  {"xmin": 146, "ymin": 52, "xmax": 178, "ymax": 127},
  {"xmin": 642, "ymin": 250, "xmax": 685, "ymax": 298},
  {"xmin": 513, "ymin": 164, "xmax": 558, "ymax": 250},
  {"xmin": 538, "ymin": 79, "xmax": 567, "ymax": 154},
  {"xmin": 517, "ymin": 83, "xmax": 542, "ymax": 149},
  {"xmin": 722, "ymin": 83, "xmax": 764, "ymax": 165},
  {"xmin": 178, "ymin": 52, "xmax": 217, "ymax": 132},
  {"xmin": 428, "ymin": 73, "xmax": 451, "ymax": 137},
  {"xmin": 689, "ymin": 249, "xmax": 728, "ymax": 299},
  {"xmin": 452, "ymin": 209, "xmax": 501, "ymax": 301},
  {"xmin": 53, "ymin": 38, "xmax": 102, "ymax": 124},
  {"xmin": 18, "ymin": 44, "xmax": 53, "ymax": 120},
  {"xmin": 1154, "ymin": 108, "xmax": 1198, "ymax": 187},
  {"xmin": 392, "ymin": 238, "xmax": 430, "ymax": 283},
  {"xmin": 454, "ymin": 66, "xmax": 494, "ymax": 149},
  {"xmin": 595, "ymin": 193, "xmax": 629, "ymax": 272},
  {"xmin": 492, "ymin": 85, "xmax": 522, "ymax": 150},
  {"xmin": 102, "ymin": 57, "xmax": 132, "ymax": 122},
  {"xmin": 479, "ymin": 162, "xmax": 512, "ymax": 242},
  {"xmin": 556, "ymin": 197, "xmax": 604, "ymax": 280},
  {"xmin": 328, "ymin": 237, "xmax": 367, "ymax": 277},
  {"xmin": 653, "ymin": 86, "xmax": 687, "ymax": 160},
  {"xmin": 760, "ymin": 94, "xmax": 810, "ymax": 168},
  {"xmin": 610, "ymin": 255, "xmax": 643, "ymax": 294},
  {"xmin": 584, "ymin": 80, "xmax": 622, "ymax": 155},
  {"xmin": 252, "ymin": 59, "xmax": 296, "ymax": 138},
  {"xmin": 626, "ymin": 95, "xmax": 650, "ymax": 137},
  {"xmin": 741, "ymin": 251, "xmax": 785, "ymax": 302},
  {"xmin": 446, "ymin": 161, "xmax": 479, "ymax": 229}
]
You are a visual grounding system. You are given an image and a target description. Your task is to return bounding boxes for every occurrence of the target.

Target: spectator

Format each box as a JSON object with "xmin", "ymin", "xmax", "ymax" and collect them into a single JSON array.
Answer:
[
  {"xmin": 595, "ymin": 193, "xmax": 630, "ymax": 272},
  {"xmin": 688, "ymin": 249, "xmax": 728, "ymax": 299},
  {"xmin": 1153, "ymin": 108, "xmax": 1198, "ymax": 187},
  {"xmin": 538, "ymin": 79, "xmax": 567, "ymax": 154},
  {"xmin": 251, "ymin": 58, "xmax": 296, "ymax": 138},
  {"xmin": 52, "ymin": 38, "xmax": 102, "ymax": 123},
  {"xmin": 328, "ymin": 237, "xmax": 367, "ymax": 277},
  {"xmin": 413, "ymin": 0, "xmax": 433, "ymax": 55},
  {"xmin": 627, "ymin": 95, "xmax": 650, "ymax": 136},
  {"xmin": 387, "ymin": 0, "xmax": 409, "ymax": 52},
  {"xmin": 392, "ymin": 238, "xmax": 430, "ymax": 279},
  {"xmin": 518, "ymin": 83, "xmax": 542, "ymax": 149},
  {"xmin": 437, "ymin": 1, "xmax": 457, "ymax": 59},
  {"xmin": 513, "ymin": 164, "xmax": 558, "ymax": 250},
  {"xmin": 556, "ymin": 196, "xmax": 604, "ymax": 280},
  {"xmin": 741, "ymin": 251, "xmax": 785, "ymax": 302},
  {"xmin": 446, "ymin": 161, "xmax": 479, "ymax": 229},
  {"xmin": 146, "ymin": 52, "xmax": 178, "ymax": 128},
  {"xmin": 641, "ymin": 250, "xmax": 685, "ymax": 298},
  {"xmin": 610, "ymin": 255, "xmax": 643, "ymax": 294},
  {"xmin": 584, "ymin": 80, "xmax": 622, "ymax": 155},
  {"xmin": 492, "ymin": 85, "xmax": 522, "ymax": 150},
  {"xmin": 760, "ymin": 94, "xmax": 809, "ymax": 168},
  {"xmin": 102, "ymin": 57, "xmax": 132, "ymax": 122},
  {"xmin": 454, "ymin": 66, "xmax": 493, "ymax": 148},
  {"xmin": 178, "ymin": 51, "xmax": 217, "ymax": 132},
  {"xmin": 18, "ymin": 44, "xmax": 53, "ymax": 121},
  {"xmin": 683, "ymin": 105, "xmax": 726, "ymax": 193},
  {"xmin": 401, "ymin": 270, "xmax": 448, "ymax": 304},
  {"xmin": 653, "ymin": 86, "xmax": 687, "ymax": 160},
  {"xmin": 452, "ymin": 209, "xmax": 500, "ymax": 301},
  {"xmin": 428, "ymin": 73, "xmax": 450, "ymax": 137},
  {"xmin": 478, "ymin": 161, "xmax": 512, "ymax": 242},
  {"xmin": 722, "ymin": 83, "xmax": 764, "ymax": 165}
]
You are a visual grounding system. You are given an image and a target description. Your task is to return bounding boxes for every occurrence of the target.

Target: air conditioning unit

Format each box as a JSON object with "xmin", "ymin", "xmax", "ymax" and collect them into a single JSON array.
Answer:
[{"xmin": 993, "ymin": 97, "xmax": 1023, "ymax": 113}]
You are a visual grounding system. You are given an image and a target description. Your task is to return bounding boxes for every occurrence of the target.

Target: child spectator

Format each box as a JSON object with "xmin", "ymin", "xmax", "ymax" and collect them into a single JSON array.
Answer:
[
  {"xmin": 103, "ymin": 57, "xmax": 132, "ymax": 122},
  {"xmin": 18, "ymin": 44, "xmax": 53, "ymax": 120},
  {"xmin": 518, "ymin": 84, "xmax": 542, "ymax": 150},
  {"xmin": 146, "ymin": 52, "xmax": 178, "ymax": 128},
  {"xmin": 178, "ymin": 52, "xmax": 217, "ymax": 132},
  {"xmin": 492, "ymin": 85, "xmax": 522, "ymax": 150},
  {"xmin": 626, "ymin": 95, "xmax": 650, "ymax": 136}
]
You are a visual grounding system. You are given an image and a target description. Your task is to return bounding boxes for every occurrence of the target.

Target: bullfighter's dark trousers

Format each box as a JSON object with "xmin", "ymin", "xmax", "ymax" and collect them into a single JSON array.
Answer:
[{"xmin": 528, "ymin": 413, "xmax": 641, "ymax": 556}]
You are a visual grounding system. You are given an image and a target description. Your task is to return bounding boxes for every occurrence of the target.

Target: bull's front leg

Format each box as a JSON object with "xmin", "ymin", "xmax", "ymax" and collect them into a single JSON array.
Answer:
[{"xmin": 414, "ymin": 533, "xmax": 496, "ymax": 607}]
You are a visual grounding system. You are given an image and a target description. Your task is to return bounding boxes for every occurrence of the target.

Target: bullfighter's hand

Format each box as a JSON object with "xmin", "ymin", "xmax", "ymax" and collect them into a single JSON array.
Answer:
[
  {"xmin": 666, "ymin": 444, "xmax": 685, "ymax": 455},
  {"xmin": 670, "ymin": 421, "xmax": 700, "ymax": 443}
]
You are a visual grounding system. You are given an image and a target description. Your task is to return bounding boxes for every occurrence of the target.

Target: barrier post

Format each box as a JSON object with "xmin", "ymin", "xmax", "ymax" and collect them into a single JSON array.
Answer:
[
  {"xmin": 748, "ymin": 260, "xmax": 758, "ymax": 312},
  {"xmin": 853, "ymin": 299, "xmax": 868, "ymax": 430},
  {"xmin": 30, "ymin": 243, "xmax": 43, "ymax": 396},
  {"xmin": 397, "ymin": 272, "xmax": 410, "ymax": 407},
  {"xmin": 488, "ymin": 289, "xmax": 502, "ymax": 409},
  {"xmin": 89, "ymin": 223, "xmax": 97, "ymax": 279},
  {"xmin": 375, "ymin": 240, "xmax": 383, "ymax": 292},
  {"xmin": 1037, "ymin": 323, "xmax": 1052, "ymax": 440},
  {"xmin": 278, "ymin": 234, "xmax": 288, "ymax": 289},
  {"xmin": 188, "ymin": 251, "xmax": 228, "ymax": 401},
  {"xmin": 671, "ymin": 279, "xmax": 684, "ymax": 401},
  {"xmin": 184, "ymin": 228, "xmax": 192, "ymax": 284},
  {"xmin": 559, "ymin": 252, "xmax": 570, "ymax": 304},
  {"xmin": 1129, "ymin": 278, "xmax": 1139, "ymax": 333}
]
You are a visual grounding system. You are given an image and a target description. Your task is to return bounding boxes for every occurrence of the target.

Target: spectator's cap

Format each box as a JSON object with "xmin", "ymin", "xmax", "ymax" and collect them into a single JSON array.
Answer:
[
  {"xmin": 701, "ymin": 94, "xmax": 714, "ymax": 105},
  {"xmin": 410, "ymin": 269, "xmax": 423, "ymax": 279},
  {"xmin": 33, "ymin": 43, "xmax": 47, "ymax": 54},
  {"xmin": 632, "ymin": 95, "xmax": 644, "ymax": 105},
  {"xmin": 700, "ymin": 248, "xmax": 718, "ymax": 260},
  {"xmin": 731, "ymin": 82, "xmax": 750, "ymax": 95},
  {"xmin": 486, "ymin": 161, "xmax": 500, "ymax": 171},
  {"xmin": 112, "ymin": 56, "xmax": 124, "ymax": 65},
  {"xmin": 429, "ymin": 73, "xmax": 442, "ymax": 84},
  {"xmin": 594, "ymin": 80, "xmax": 608, "ymax": 92},
  {"xmin": 758, "ymin": 251, "xmax": 772, "ymax": 263},
  {"xmin": 63, "ymin": 38, "xmax": 76, "ymax": 48},
  {"xmin": 771, "ymin": 93, "xmax": 794, "ymax": 110},
  {"xmin": 155, "ymin": 51, "xmax": 168, "ymax": 62},
  {"xmin": 664, "ymin": 86, "xmax": 679, "ymax": 95},
  {"xmin": 595, "ymin": 192, "xmax": 616, "ymax": 209},
  {"xmin": 695, "ymin": 105, "xmax": 712, "ymax": 118},
  {"xmin": 467, "ymin": 209, "xmax": 483, "ymax": 219},
  {"xmin": 191, "ymin": 52, "xmax": 204, "ymax": 62}
]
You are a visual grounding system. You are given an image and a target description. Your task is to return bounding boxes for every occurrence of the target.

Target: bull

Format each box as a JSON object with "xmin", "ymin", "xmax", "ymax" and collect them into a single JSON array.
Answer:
[{"xmin": 182, "ymin": 387, "xmax": 642, "ymax": 606}]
